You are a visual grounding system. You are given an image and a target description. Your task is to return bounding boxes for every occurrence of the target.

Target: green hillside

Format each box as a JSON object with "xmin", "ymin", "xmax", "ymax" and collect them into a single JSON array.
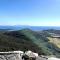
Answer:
[
  {"xmin": 0, "ymin": 30, "xmax": 42, "ymax": 54},
  {"xmin": 19, "ymin": 29, "xmax": 60, "ymax": 56},
  {"xmin": 0, "ymin": 29, "xmax": 60, "ymax": 57}
]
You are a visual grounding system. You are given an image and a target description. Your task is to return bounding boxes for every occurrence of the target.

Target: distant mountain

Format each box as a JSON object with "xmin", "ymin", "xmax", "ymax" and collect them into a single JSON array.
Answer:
[{"xmin": 0, "ymin": 25, "xmax": 60, "ymax": 31}]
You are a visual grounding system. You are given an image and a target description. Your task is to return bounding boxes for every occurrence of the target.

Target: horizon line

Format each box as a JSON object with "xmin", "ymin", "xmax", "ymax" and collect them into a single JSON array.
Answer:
[{"xmin": 0, "ymin": 25, "xmax": 60, "ymax": 27}]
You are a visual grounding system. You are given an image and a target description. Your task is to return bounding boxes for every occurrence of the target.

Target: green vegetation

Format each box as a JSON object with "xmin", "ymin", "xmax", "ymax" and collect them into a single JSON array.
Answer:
[{"xmin": 0, "ymin": 29, "xmax": 60, "ymax": 57}]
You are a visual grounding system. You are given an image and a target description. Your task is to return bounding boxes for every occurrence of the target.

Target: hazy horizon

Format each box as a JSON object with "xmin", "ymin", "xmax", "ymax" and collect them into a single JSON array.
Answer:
[{"xmin": 0, "ymin": 25, "xmax": 60, "ymax": 27}]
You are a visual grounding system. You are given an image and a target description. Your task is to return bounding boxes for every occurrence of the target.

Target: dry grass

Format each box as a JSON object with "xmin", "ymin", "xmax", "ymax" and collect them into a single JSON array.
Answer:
[{"xmin": 47, "ymin": 37, "xmax": 60, "ymax": 48}]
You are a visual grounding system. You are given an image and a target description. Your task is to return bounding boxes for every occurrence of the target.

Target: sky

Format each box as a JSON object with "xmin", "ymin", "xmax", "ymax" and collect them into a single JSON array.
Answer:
[{"xmin": 0, "ymin": 0, "xmax": 60, "ymax": 26}]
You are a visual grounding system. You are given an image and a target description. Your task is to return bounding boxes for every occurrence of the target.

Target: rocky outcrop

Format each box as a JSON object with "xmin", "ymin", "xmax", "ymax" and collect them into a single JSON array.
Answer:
[
  {"xmin": 0, "ymin": 54, "xmax": 22, "ymax": 60},
  {"xmin": 0, "ymin": 51, "xmax": 23, "ymax": 60},
  {"xmin": 0, "ymin": 51, "xmax": 49, "ymax": 60}
]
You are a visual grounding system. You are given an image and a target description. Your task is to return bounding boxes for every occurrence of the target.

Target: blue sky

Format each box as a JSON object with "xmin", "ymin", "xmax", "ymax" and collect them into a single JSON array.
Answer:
[{"xmin": 0, "ymin": 0, "xmax": 60, "ymax": 26}]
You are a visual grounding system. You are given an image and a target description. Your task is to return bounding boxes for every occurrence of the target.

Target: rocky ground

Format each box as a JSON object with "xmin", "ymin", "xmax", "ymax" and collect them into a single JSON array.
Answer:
[
  {"xmin": 0, "ymin": 53, "xmax": 60, "ymax": 60},
  {"xmin": 36, "ymin": 56, "xmax": 48, "ymax": 60},
  {"xmin": 0, "ymin": 55, "xmax": 48, "ymax": 60},
  {"xmin": 0, "ymin": 54, "xmax": 22, "ymax": 60},
  {"xmin": 48, "ymin": 57, "xmax": 60, "ymax": 60}
]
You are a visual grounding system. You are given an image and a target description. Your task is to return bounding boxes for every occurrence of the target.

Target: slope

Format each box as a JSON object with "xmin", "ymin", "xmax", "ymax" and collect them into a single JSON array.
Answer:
[{"xmin": 0, "ymin": 29, "xmax": 60, "ymax": 57}]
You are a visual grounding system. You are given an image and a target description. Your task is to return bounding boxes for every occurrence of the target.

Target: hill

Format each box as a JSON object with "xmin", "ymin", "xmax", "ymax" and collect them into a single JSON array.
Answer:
[
  {"xmin": 0, "ymin": 29, "xmax": 43, "ymax": 54},
  {"xmin": 0, "ymin": 29, "xmax": 60, "ymax": 57}
]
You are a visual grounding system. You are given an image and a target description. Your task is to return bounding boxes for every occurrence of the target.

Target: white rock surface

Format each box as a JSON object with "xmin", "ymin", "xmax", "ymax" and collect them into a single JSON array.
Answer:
[
  {"xmin": 48, "ymin": 57, "xmax": 60, "ymax": 60},
  {"xmin": 0, "ymin": 52, "xmax": 22, "ymax": 60},
  {"xmin": 25, "ymin": 50, "xmax": 38, "ymax": 58}
]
